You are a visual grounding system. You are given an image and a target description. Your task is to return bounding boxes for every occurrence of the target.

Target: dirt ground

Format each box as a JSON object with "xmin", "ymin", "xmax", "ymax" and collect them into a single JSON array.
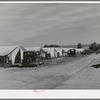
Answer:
[{"xmin": 0, "ymin": 53, "xmax": 100, "ymax": 89}]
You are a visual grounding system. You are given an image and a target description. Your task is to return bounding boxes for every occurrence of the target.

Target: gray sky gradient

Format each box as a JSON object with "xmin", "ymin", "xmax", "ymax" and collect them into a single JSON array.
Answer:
[{"xmin": 0, "ymin": 3, "xmax": 100, "ymax": 47}]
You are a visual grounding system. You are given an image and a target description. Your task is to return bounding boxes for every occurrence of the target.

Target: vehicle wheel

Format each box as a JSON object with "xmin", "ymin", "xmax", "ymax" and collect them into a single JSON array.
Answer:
[{"xmin": 26, "ymin": 57, "xmax": 32, "ymax": 63}]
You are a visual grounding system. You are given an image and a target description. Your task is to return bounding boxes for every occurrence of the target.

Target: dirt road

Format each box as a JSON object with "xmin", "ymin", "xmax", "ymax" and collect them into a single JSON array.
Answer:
[{"xmin": 0, "ymin": 54, "xmax": 100, "ymax": 89}]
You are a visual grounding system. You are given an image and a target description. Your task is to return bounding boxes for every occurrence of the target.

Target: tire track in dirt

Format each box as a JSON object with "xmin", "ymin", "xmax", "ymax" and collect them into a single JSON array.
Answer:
[
  {"xmin": 56, "ymin": 54, "xmax": 100, "ymax": 89},
  {"xmin": 21, "ymin": 54, "xmax": 100, "ymax": 89},
  {"xmin": 21, "ymin": 56, "xmax": 87, "ymax": 89}
]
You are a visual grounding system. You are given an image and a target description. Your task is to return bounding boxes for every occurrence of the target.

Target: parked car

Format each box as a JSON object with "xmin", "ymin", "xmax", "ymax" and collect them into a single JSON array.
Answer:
[
  {"xmin": 81, "ymin": 49, "xmax": 90, "ymax": 56},
  {"xmin": 22, "ymin": 51, "xmax": 44, "ymax": 67},
  {"xmin": 67, "ymin": 49, "xmax": 76, "ymax": 57}
]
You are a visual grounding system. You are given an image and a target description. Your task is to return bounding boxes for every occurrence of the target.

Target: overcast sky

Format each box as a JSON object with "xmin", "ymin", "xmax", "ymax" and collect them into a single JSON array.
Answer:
[{"xmin": 0, "ymin": 3, "xmax": 100, "ymax": 47}]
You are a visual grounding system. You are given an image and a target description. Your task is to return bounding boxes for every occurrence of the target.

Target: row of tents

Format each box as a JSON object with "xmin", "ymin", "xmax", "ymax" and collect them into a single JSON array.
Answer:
[{"xmin": 0, "ymin": 46, "xmax": 85, "ymax": 66}]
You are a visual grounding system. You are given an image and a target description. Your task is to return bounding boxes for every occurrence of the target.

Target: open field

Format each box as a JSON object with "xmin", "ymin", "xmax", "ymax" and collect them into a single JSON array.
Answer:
[{"xmin": 0, "ymin": 53, "xmax": 100, "ymax": 89}]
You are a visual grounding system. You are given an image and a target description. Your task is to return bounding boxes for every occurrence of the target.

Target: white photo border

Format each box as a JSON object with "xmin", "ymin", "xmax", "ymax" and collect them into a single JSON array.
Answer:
[{"xmin": 0, "ymin": 1, "xmax": 100, "ymax": 99}]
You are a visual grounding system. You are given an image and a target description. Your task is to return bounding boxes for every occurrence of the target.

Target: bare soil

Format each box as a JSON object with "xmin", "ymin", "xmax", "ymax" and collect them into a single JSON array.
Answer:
[{"xmin": 0, "ymin": 53, "xmax": 100, "ymax": 89}]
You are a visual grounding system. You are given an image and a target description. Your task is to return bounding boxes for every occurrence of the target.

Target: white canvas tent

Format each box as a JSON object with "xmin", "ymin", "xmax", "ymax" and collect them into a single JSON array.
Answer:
[
  {"xmin": 75, "ymin": 48, "xmax": 84, "ymax": 54},
  {"xmin": 42, "ymin": 48, "xmax": 57, "ymax": 58},
  {"xmin": 7, "ymin": 46, "xmax": 26, "ymax": 65},
  {"xmin": 25, "ymin": 47, "xmax": 46, "ymax": 58},
  {"xmin": 25, "ymin": 47, "xmax": 40, "ymax": 52},
  {"xmin": 62, "ymin": 48, "xmax": 75, "ymax": 56},
  {"xmin": 55, "ymin": 48, "xmax": 63, "ymax": 57},
  {"xmin": 0, "ymin": 46, "xmax": 17, "ymax": 66},
  {"xmin": 0, "ymin": 46, "xmax": 17, "ymax": 56},
  {"xmin": 62, "ymin": 48, "xmax": 70, "ymax": 52},
  {"xmin": 62, "ymin": 48, "xmax": 71, "ymax": 56}
]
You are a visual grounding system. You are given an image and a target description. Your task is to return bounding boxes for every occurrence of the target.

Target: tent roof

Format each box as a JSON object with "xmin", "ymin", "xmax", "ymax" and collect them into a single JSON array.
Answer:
[
  {"xmin": 62, "ymin": 48, "xmax": 70, "ymax": 52},
  {"xmin": 20, "ymin": 46, "xmax": 26, "ymax": 51},
  {"xmin": 25, "ymin": 47, "xmax": 40, "ymax": 52},
  {"xmin": 42, "ymin": 48, "xmax": 55, "ymax": 52},
  {"xmin": 8, "ymin": 46, "xmax": 26, "ymax": 64},
  {"xmin": 55, "ymin": 48, "xmax": 63, "ymax": 52},
  {"xmin": 0, "ymin": 46, "xmax": 17, "ymax": 56}
]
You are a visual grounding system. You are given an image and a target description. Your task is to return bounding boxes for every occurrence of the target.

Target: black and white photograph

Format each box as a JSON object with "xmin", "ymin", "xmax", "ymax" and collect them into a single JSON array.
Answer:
[{"xmin": 0, "ymin": 2, "xmax": 100, "ymax": 90}]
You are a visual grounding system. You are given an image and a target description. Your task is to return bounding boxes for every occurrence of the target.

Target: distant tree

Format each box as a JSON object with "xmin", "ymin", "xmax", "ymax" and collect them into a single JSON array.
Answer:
[
  {"xmin": 89, "ymin": 42, "xmax": 98, "ymax": 51},
  {"xmin": 77, "ymin": 43, "xmax": 82, "ymax": 48},
  {"xmin": 96, "ymin": 44, "xmax": 100, "ymax": 50},
  {"xmin": 98, "ymin": 44, "xmax": 100, "ymax": 49},
  {"xmin": 44, "ymin": 45, "xmax": 48, "ymax": 47},
  {"xmin": 44, "ymin": 44, "xmax": 61, "ymax": 48}
]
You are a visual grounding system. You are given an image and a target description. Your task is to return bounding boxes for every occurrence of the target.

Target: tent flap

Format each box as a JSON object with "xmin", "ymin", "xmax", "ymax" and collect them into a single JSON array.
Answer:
[{"xmin": 8, "ymin": 46, "xmax": 26, "ymax": 65}]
